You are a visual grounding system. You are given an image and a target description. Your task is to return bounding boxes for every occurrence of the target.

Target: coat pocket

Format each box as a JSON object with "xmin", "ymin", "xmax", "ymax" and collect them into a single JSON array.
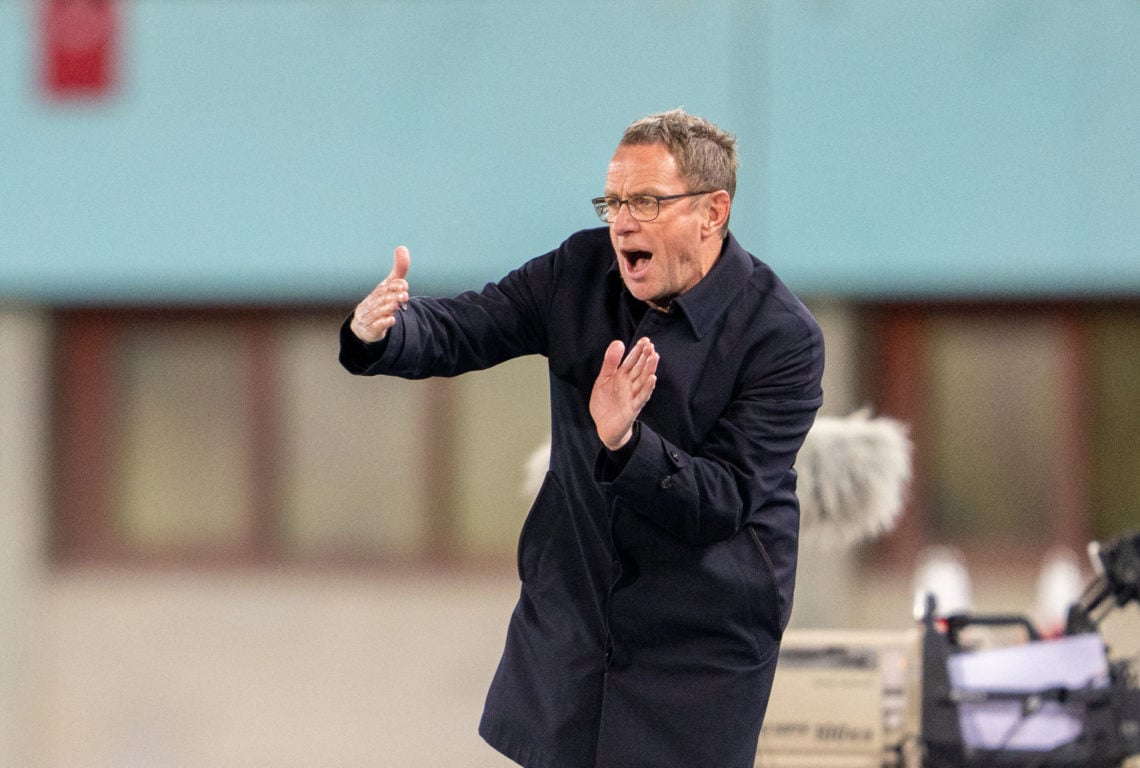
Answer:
[
  {"xmin": 515, "ymin": 471, "xmax": 567, "ymax": 584},
  {"xmin": 742, "ymin": 525, "xmax": 788, "ymax": 639}
]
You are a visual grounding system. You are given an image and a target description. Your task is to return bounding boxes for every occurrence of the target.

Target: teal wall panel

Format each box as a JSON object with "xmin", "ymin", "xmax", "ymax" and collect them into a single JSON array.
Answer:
[
  {"xmin": 764, "ymin": 1, "xmax": 1140, "ymax": 296},
  {"xmin": 2, "ymin": 1, "xmax": 1137, "ymax": 303}
]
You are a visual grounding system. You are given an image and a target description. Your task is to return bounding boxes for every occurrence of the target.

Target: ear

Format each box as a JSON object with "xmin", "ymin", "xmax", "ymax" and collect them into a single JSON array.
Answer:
[{"xmin": 702, "ymin": 190, "xmax": 732, "ymax": 238}]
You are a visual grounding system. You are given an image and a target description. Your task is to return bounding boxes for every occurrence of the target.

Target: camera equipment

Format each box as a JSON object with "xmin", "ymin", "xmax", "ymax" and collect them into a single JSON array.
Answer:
[
  {"xmin": 1065, "ymin": 532, "xmax": 1140, "ymax": 636},
  {"xmin": 920, "ymin": 532, "xmax": 1140, "ymax": 767}
]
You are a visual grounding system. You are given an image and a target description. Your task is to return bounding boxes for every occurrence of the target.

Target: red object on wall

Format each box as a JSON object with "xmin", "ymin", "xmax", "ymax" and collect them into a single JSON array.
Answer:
[{"xmin": 42, "ymin": 0, "xmax": 118, "ymax": 98}]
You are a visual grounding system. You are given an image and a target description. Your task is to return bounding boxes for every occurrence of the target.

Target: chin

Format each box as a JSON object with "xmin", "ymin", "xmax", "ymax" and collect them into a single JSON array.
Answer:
[
  {"xmin": 619, "ymin": 274, "xmax": 654, "ymax": 301},
  {"xmin": 625, "ymin": 285, "xmax": 659, "ymax": 306}
]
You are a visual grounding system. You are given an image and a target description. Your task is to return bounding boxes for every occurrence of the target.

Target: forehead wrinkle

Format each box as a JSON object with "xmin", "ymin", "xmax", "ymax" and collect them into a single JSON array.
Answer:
[
  {"xmin": 605, "ymin": 145, "xmax": 684, "ymax": 198},
  {"xmin": 603, "ymin": 178, "xmax": 683, "ymax": 200}
]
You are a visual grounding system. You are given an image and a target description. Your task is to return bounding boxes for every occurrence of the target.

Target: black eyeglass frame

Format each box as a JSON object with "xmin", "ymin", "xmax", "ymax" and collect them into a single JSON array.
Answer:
[{"xmin": 591, "ymin": 190, "xmax": 717, "ymax": 223}]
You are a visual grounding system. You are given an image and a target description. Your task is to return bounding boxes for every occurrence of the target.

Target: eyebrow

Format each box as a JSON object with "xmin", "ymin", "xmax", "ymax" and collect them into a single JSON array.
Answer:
[{"xmin": 602, "ymin": 189, "xmax": 669, "ymax": 199}]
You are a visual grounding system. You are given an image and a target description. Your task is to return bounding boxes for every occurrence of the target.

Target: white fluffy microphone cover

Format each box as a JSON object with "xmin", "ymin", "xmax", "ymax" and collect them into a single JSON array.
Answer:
[{"xmin": 795, "ymin": 410, "xmax": 912, "ymax": 548}]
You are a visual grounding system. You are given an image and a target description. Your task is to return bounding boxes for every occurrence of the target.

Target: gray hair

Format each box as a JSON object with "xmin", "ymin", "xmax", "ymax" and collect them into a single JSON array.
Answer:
[{"xmin": 619, "ymin": 108, "xmax": 738, "ymax": 201}]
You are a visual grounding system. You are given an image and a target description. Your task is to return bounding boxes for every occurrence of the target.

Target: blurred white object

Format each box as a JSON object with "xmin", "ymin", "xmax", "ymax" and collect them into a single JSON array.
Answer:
[
  {"xmin": 912, "ymin": 546, "xmax": 973, "ymax": 620},
  {"xmin": 947, "ymin": 632, "xmax": 1110, "ymax": 751},
  {"xmin": 795, "ymin": 409, "xmax": 912, "ymax": 548},
  {"xmin": 1034, "ymin": 546, "xmax": 1086, "ymax": 637},
  {"xmin": 758, "ymin": 628, "xmax": 921, "ymax": 766},
  {"xmin": 521, "ymin": 437, "xmax": 551, "ymax": 498}
]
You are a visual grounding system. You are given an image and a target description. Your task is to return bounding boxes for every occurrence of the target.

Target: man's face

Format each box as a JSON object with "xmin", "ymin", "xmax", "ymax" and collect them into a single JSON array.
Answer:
[{"xmin": 604, "ymin": 143, "xmax": 720, "ymax": 311}]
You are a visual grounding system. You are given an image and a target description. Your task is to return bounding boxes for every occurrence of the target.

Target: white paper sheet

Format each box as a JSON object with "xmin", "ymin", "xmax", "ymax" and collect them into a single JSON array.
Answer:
[{"xmin": 946, "ymin": 632, "xmax": 1110, "ymax": 751}]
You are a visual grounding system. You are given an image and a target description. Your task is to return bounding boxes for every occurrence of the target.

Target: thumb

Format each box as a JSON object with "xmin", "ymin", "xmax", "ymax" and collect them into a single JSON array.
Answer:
[
  {"xmin": 600, "ymin": 339, "xmax": 626, "ymax": 377},
  {"xmin": 388, "ymin": 245, "xmax": 411, "ymax": 281}
]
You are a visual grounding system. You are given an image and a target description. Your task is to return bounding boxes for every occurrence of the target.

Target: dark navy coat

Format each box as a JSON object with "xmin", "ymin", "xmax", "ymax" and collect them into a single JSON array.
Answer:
[{"xmin": 340, "ymin": 228, "xmax": 824, "ymax": 768}]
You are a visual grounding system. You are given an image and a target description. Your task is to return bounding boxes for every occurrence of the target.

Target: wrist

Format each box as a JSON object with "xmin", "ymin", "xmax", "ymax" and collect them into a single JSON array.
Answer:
[
  {"xmin": 604, "ymin": 428, "xmax": 632, "ymax": 452},
  {"xmin": 603, "ymin": 422, "xmax": 641, "ymax": 462}
]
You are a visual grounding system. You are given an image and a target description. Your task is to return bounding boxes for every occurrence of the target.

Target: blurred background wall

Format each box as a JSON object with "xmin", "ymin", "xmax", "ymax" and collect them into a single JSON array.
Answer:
[{"xmin": 2, "ymin": 1, "xmax": 1138, "ymax": 766}]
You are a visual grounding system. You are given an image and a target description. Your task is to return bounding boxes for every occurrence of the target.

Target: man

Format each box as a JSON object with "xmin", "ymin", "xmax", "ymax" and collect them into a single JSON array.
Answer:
[{"xmin": 340, "ymin": 109, "xmax": 824, "ymax": 768}]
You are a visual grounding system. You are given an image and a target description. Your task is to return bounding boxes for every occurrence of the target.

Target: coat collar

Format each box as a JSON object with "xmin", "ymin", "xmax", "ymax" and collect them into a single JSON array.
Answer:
[
  {"xmin": 606, "ymin": 232, "xmax": 751, "ymax": 341},
  {"xmin": 669, "ymin": 233, "xmax": 751, "ymax": 340}
]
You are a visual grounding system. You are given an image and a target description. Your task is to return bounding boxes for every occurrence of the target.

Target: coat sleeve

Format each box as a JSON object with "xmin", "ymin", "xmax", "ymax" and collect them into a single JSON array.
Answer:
[
  {"xmin": 338, "ymin": 252, "xmax": 556, "ymax": 379},
  {"xmin": 594, "ymin": 311, "xmax": 825, "ymax": 546}
]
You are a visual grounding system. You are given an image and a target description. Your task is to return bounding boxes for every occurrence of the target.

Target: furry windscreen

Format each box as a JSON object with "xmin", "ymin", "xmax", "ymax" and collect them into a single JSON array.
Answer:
[{"xmin": 795, "ymin": 410, "xmax": 912, "ymax": 548}]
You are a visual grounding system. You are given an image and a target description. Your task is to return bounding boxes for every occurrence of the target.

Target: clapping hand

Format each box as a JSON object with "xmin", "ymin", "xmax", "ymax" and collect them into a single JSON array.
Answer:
[{"xmin": 589, "ymin": 337, "xmax": 659, "ymax": 451}]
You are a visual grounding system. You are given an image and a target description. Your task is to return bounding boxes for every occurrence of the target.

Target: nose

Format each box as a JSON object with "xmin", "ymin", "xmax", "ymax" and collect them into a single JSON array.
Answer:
[{"xmin": 611, "ymin": 200, "xmax": 640, "ymax": 235}]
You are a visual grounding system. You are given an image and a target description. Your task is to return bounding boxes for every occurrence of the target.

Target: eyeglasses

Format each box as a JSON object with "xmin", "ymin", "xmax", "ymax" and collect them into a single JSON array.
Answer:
[{"xmin": 591, "ymin": 191, "xmax": 715, "ymax": 223}]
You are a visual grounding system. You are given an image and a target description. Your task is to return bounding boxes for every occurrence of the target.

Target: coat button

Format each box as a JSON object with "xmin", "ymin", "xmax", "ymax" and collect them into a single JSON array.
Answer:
[{"xmin": 660, "ymin": 475, "xmax": 673, "ymax": 489}]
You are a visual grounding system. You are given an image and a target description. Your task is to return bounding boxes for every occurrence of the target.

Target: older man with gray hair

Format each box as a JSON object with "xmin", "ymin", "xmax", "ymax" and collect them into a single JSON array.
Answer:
[{"xmin": 341, "ymin": 108, "xmax": 824, "ymax": 767}]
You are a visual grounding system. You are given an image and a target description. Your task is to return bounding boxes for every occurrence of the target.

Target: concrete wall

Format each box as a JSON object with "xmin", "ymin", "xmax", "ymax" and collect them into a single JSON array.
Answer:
[
  {"xmin": 5, "ymin": 304, "xmax": 1138, "ymax": 766},
  {"xmin": 39, "ymin": 570, "xmax": 521, "ymax": 768},
  {"xmin": 0, "ymin": 308, "xmax": 49, "ymax": 768}
]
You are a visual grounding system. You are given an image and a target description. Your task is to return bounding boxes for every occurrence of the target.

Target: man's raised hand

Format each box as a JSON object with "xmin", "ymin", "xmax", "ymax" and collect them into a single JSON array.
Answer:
[
  {"xmin": 350, "ymin": 246, "xmax": 411, "ymax": 343},
  {"xmin": 589, "ymin": 337, "xmax": 659, "ymax": 451}
]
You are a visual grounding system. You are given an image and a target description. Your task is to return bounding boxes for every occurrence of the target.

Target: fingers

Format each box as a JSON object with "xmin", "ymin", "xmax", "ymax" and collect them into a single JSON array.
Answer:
[
  {"xmin": 380, "ymin": 245, "xmax": 411, "ymax": 298},
  {"xmin": 623, "ymin": 337, "xmax": 657, "ymax": 373},
  {"xmin": 600, "ymin": 339, "xmax": 626, "ymax": 379},
  {"xmin": 350, "ymin": 246, "xmax": 412, "ymax": 343},
  {"xmin": 389, "ymin": 245, "xmax": 410, "ymax": 282},
  {"xmin": 589, "ymin": 337, "xmax": 659, "ymax": 451},
  {"xmin": 620, "ymin": 337, "xmax": 658, "ymax": 401},
  {"xmin": 600, "ymin": 338, "xmax": 657, "ymax": 389}
]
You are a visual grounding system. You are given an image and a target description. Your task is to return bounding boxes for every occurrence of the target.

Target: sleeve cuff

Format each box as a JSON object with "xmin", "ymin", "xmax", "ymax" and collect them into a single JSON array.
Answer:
[
  {"xmin": 596, "ymin": 421, "xmax": 641, "ymax": 480},
  {"xmin": 338, "ymin": 312, "xmax": 392, "ymax": 374}
]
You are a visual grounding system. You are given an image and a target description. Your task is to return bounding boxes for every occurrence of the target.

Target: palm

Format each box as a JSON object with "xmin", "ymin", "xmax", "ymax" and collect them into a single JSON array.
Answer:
[{"xmin": 589, "ymin": 338, "xmax": 659, "ymax": 450}]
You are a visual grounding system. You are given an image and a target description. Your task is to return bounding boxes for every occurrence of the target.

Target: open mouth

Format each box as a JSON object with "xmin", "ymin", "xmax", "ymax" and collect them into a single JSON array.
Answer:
[{"xmin": 622, "ymin": 250, "xmax": 653, "ymax": 275}]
